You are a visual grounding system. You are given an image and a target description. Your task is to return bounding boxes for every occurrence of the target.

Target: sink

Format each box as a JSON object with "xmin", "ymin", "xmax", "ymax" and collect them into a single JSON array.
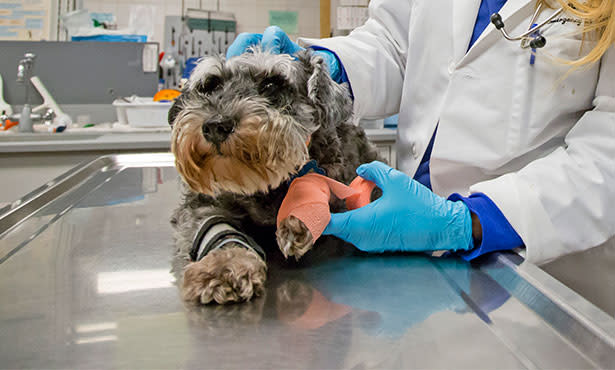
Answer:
[{"xmin": 0, "ymin": 133, "xmax": 103, "ymax": 142}]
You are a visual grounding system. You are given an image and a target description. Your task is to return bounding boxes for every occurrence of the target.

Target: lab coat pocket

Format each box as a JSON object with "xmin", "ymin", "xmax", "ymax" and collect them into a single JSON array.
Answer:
[
  {"xmin": 508, "ymin": 36, "xmax": 597, "ymax": 156},
  {"xmin": 507, "ymin": 45, "xmax": 537, "ymax": 154}
]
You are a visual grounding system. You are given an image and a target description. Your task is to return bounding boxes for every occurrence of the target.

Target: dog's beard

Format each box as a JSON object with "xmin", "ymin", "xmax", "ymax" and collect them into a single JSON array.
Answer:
[{"xmin": 172, "ymin": 105, "xmax": 312, "ymax": 196}]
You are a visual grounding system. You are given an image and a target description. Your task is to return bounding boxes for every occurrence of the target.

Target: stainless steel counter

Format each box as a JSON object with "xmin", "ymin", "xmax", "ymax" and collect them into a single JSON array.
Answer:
[
  {"xmin": 0, "ymin": 128, "xmax": 397, "ymax": 203},
  {"xmin": 1, "ymin": 154, "xmax": 613, "ymax": 369},
  {"xmin": 0, "ymin": 131, "xmax": 172, "ymax": 153},
  {"xmin": 0, "ymin": 129, "xmax": 398, "ymax": 153}
]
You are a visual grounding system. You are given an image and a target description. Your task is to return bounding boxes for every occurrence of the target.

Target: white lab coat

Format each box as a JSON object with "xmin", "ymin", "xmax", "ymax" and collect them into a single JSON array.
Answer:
[{"xmin": 300, "ymin": 0, "xmax": 615, "ymax": 264}]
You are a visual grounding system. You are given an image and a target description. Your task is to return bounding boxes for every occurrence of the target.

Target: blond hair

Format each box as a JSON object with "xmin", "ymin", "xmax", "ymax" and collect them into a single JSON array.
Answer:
[{"xmin": 538, "ymin": 0, "xmax": 614, "ymax": 67}]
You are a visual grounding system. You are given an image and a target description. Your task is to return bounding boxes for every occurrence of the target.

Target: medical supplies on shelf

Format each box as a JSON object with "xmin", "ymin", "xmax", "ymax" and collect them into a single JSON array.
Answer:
[{"xmin": 113, "ymin": 96, "xmax": 172, "ymax": 127}]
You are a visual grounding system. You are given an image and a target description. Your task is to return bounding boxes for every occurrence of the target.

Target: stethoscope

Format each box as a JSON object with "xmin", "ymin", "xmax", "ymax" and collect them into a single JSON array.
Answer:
[{"xmin": 490, "ymin": 3, "xmax": 564, "ymax": 49}]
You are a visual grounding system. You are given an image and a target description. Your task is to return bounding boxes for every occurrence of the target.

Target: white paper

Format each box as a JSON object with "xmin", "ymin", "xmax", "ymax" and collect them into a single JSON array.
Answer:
[
  {"xmin": 0, "ymin": 0, "xmax": 52, "ymax": 40},
  {"xmin": 142, "ymin": 43, "xmax": 158, "ymax": 73}
]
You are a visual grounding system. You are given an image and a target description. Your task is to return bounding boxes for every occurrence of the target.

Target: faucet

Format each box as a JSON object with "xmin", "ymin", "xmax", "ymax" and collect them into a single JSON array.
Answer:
[
  {"xmin": 0, "ymin": 53, "xmax": 41, "ymax": 132},
  {"xmin": 16, "ymin": 53, "xmax": 34, "ymax": 82},
  {"xmin": 17, "ymin": 53, "xmax": 38, "ymax": 132},
  {"xmin": 0, "ymin": 53, "xmax": 71, "ymax": 132}
]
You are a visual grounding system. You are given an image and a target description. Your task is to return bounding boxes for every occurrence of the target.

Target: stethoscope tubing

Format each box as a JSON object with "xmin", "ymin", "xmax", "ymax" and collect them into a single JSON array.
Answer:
[{"xmin": 491, "ymin": 3, "xmax": 564, "ymax": 42}]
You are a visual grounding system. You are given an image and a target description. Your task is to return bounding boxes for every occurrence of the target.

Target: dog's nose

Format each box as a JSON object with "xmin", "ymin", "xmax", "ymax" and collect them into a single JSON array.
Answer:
[{"xmin": 202, "ymin": 116, "xmax": 235, "ymax": 145}]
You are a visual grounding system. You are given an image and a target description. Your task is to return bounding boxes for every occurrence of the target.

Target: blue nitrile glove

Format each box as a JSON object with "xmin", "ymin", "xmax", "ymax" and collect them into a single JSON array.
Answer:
[
  {"xmin": 226, "ymin": 26, "xmax": 301, "ymax": 58},
  {"xmin": 323, "ymin": 161, "xmax": 474, "ymax": 253},
  {"xmin": 226, "ymin": 26, "xmax": 341, "ymax": 81},
  {"xmin": 262, "ymin": 25, "xmax": 304, "ymax": 55},
  {"xmin": 226, "ymin": 32, "xmax": 262, "ymax": 59}
]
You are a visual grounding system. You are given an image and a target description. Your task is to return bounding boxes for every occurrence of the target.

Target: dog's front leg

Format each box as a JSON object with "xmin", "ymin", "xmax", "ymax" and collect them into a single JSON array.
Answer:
[
  {"xmin": 172, "ymin": 207, "xmax": 267, "ymax": 305},
  {"xmin": 183, "ymin": 245, "xmax": 266, "ymax": 305},
  {"xmin": 276, "ymin": 215, "xmax": 314, "ymax": 260}
]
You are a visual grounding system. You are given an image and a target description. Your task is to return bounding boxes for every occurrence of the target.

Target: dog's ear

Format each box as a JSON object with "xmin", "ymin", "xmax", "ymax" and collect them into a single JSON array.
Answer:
[
  {"xmin": 302, "ymin": 51, "xmax": 353, "ymax": 128},
  {"xmin": 168, "ymin": 92, "xmax": 187, "ymax": 127},
  {"xmin": 294, "ymin": 51, "xmax": 350, "ymax": 178}
]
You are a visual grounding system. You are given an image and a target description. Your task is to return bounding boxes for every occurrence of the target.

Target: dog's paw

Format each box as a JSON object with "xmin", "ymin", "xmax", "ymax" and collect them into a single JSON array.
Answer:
[
  {"xmin": 276, "ymin": 215, "xmax": 314, "ymax": 260},
  {"xmin": 181, "ymin": 245, "xmax": 267, "ymax": 305}
]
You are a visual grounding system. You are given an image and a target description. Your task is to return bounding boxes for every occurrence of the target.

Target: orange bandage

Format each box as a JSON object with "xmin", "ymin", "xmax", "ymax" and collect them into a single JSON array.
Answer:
[{"xmin": 276, "ymin": 173, "xmax": 376, "ymax": 241}]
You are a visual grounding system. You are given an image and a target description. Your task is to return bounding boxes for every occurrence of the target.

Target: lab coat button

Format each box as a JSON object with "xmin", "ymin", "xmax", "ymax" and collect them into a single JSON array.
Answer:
[
  {"xmin": 411, "ymin": 143, "xmax": 418, "ymax": 158},
  {"xmin": 448, "ymin": 61, "xmax": 456, "ymax": 75}
]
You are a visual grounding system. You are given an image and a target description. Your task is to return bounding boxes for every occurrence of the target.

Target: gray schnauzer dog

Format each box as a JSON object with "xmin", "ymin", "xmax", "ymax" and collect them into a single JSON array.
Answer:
[{"xmin": 169, "ymin": 49, "xmax": 381, "ymax": 305}]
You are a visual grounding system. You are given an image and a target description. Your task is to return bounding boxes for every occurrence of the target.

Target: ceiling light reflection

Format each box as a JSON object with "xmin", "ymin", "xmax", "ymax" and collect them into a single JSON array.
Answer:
[
  {"xmin": 75, "ymin": 335, "xmax": 118, "ymax": 345},
  {"xmin": 75, "ymin": 322, "xmax": 118, "ymax": 333},
  {"xmin": 97, "ymin": 269, "xmax": 174, "ymax": 294}
]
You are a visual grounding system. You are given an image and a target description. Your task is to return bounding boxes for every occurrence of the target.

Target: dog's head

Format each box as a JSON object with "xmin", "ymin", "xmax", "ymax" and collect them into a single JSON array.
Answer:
[{"xmin": 169, "ymin": 49, "xmax": 352, "ymax": 196}]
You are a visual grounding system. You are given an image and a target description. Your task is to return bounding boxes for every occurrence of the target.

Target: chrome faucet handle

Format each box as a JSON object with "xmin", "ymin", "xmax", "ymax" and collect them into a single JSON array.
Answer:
[{"xmin": 42, "ymin": 108, "xmax": 55, "ymax": 125}]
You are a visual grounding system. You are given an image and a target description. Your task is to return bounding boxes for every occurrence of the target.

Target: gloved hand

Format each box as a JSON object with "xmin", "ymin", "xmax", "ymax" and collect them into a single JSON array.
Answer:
[
  {"xmin": 323, "ymin": 161, "xmax": 474, "ymax": 253},
  {"xmin": 226, "ymin": 26, "xmax": 342, "ymax": 81},
  {"xmin": 225, "ymin": 32, "xmax": 262, "ymax": 59}
]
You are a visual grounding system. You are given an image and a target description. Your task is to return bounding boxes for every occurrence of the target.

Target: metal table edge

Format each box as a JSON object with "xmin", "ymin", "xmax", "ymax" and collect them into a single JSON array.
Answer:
[
  {"xmin": 497, "ymin": 253, "xmax": 615, "ymax": 345},
  {"xmin": 0, "ymin": 152, "xmax": 176, "ymax": 237}
]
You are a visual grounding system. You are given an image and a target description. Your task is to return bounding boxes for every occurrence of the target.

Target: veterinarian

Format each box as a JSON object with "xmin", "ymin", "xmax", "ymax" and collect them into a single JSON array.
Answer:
[{"xmin": 227, "ymin": 0, "xmax": 615, "ymax": 264}]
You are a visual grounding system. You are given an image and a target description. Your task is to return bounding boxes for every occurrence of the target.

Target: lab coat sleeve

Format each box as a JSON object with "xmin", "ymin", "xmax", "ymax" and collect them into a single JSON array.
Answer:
[
  {"xmin": 298, "ymin": 0, "xmax": 411, "ymax": 120},
  {"xmin": 470, "ymin": 46, "xmax": 615, "ymax": 264}
]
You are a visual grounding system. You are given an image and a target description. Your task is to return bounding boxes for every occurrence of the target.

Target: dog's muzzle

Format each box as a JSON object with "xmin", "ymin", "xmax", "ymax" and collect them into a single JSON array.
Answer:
[
  {"xmin": 202, "ymin": 115, "xmax": 235, "ymax": 146},
  {"xmin": 190, "ymin": 215, "xmax": 266, "ymax": 262}
]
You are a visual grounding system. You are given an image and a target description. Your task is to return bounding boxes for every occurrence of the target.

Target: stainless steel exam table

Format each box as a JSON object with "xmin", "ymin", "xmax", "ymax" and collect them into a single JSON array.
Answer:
[{"xmin": 1, "ymin": 153, "xmax": 614, "ymax": 369}]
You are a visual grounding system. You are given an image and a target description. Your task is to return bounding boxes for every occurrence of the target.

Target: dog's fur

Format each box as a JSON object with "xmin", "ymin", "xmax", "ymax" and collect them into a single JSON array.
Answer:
[{"xmin": 169, "ymin": 49, "xmax": 381, "ymax": 305}]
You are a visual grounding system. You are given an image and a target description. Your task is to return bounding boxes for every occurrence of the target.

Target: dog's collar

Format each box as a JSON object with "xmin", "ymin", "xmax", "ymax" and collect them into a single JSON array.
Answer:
[
  {"xmin": 190, "ymin": 215, "xmax": 266, "ymax": 262},
  {"xmin": 288, "ymin": 160, "xmax": 326, "ymax": 183}
]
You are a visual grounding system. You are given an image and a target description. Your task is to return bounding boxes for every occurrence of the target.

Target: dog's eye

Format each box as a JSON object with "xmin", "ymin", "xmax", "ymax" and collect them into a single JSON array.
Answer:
[
  {"xmin": 197, "ymin": 75, "xmax": 223, "ymax": 95},
  {"xmin": 259, "ymin": 75, "xmax": 286, "ymax": 95},
  {"xmin": 263, "ymin": 82, "xmax": 275, "ymax": 92},
  {"xmin": 259, "ymin": 75, "xmax": 287, "ymax": 103}
]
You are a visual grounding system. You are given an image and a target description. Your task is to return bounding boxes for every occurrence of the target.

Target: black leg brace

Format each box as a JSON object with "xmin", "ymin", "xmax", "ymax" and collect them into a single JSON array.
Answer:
[{"xmin": 190, "ymin": 215, "xmax": 266, "ymax": 262}]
